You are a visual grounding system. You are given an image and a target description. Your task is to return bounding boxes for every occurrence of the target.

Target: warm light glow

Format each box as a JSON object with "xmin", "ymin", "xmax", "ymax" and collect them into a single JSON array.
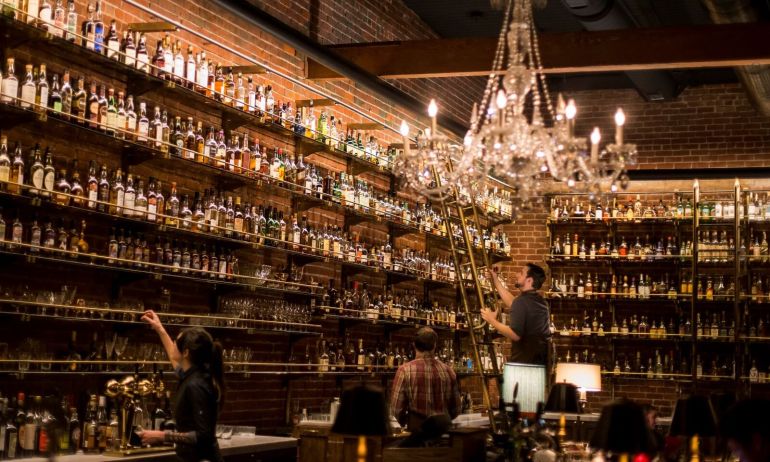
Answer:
[
  {"xmin": 399, "ymin": 120, "xmax": 409, "ymax": 137},
  {"xmin": 565, "ymin": 99, "xmax": 577, "ymax": 120},
  {"xmin": 590, "ymin": 127, "xmax": 601, "ymax": 145},
  {"xmin": 567, "ymin": 178, "xmax": 576, "ymax": 188},
  {"xmin": 464, "ymin": 132, "xmax": 473, "ymax": 147},
  {"xmin": 555, "ymin": 362, "xmax": 602, "ymax": 392},
  {"xmin": 614, "ymin": 108, "xmax": 626, "ymax": 126},
  {"xmin": 428, "ymin": 99, "xmax": 438, "ymax": 117},
  {"xmin": 611, "ymin": 183, "xmax": 618, "ymax": 192},
  {"xmin": 496, "ymin": 90, "xmax": 507, "ymax": 110}
]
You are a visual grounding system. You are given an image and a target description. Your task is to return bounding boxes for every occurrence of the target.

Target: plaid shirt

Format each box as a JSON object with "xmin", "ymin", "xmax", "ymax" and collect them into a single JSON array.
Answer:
[{"xmin": 389, "ymin": 355, "xmax": 461, "ymax": 424}]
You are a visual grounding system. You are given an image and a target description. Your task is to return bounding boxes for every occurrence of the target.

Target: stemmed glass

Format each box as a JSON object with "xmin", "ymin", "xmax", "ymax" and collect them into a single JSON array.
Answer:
[{"xmin": 114, "ymin": 336, "xmax": 128, "ymax": 370}]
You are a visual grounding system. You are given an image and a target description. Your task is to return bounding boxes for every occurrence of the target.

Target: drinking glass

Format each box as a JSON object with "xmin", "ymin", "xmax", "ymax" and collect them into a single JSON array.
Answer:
[{"xmin": 114, "ymin": 336, "xmax": 128, "ymax": 370}]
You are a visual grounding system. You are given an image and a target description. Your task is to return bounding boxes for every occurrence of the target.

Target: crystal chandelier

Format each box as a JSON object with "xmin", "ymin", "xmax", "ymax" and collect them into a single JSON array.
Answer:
[
  {"xmin": 460, "ymin": 0, "xmax": 636, "ymax": 201},
  {"xmin": 394, "ymin": 101, "xmax": 479, "ymax": 201}
]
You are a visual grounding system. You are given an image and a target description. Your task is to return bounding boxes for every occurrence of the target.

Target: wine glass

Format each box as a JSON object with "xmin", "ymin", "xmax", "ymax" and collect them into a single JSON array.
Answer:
[{"xmin": 114, "ymin": 336, "xmax": 128, "ymax": 370}]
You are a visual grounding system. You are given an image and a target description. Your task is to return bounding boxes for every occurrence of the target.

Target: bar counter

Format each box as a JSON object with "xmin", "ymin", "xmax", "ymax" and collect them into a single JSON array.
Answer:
[{"xmin": 13, "ymin": 435, "xmax": 297, "ymax": 462}]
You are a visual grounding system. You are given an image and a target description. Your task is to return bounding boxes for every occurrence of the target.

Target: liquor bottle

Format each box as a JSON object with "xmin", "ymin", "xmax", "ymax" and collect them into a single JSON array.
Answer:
[
  {"xmin": 86, "ymin": 160, "xmax": 98, "ymax": 208},
  {"xmin": 29, "ymin": 144, "xmax": 44, "ymax": 197},
  {"xmin": 356, "ymin": 338, "xmax": 365, "ymax": 371},
  {"xmin": 33, "ymin": 64, "xmax": 50, "ymax": 114},
  {"xmin": 18, "ymin": 64, "xmax": 36, "ymax": 109},
  {"xmin": 134, "ymin": 178, "xmax": 147, "ymax": 220},
  {"xmin": 9, "ymin": 143, "xmax": 24, "ymax": 195},
  {"xmin": 0, "ymin": 136, "xmax": 9, "ymax": 189},
  {"xmin": 123, "ymin": 173, "xmax": 135, "ymax": 217},
  {"xmin": 82, "ymin": 396, "xmax": 97, "ymax": 453},
  {"xmin": 95, "ymin": 396, "xmax": 107, "ymax": 451},
  {"xmin": 81, "ymin": 3, "xmax": 95, "ymax": 49},
  {"xmin": 135, "ymin": 33, "xmax": 149, "ymax": 72},
  {"xmin": 86, "ymin": 83, "xmax": 100, "ymax": 128},
  {"xmin": 0, "ymin": 58, "xmax": 17, "ymax": 105}
]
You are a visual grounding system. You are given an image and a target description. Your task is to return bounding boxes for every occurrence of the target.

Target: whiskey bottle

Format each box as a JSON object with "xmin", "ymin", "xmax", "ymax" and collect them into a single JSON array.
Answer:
[
  {"xmin": 92, "ymin": 0, "xmax": 104, "ymax": 53},
  {"xmin": 86, "ymin": 160, "xmax": 98, "ymax": 208},
  {"xmin": 0, "ymin": 58, "xmax": 18, "ymax": 105},
  {"xmin": 122, "ymin": 28, "xmax": 136, "ymax": 67},
  {"xmin": 136, "ymin": 101, "xmax": 148, "ymax": 143},
  {"xmin": 85, "ymin": 81, "xmax": 100, "ymax": 129},
  {"xmin": 106, "ymin": 20, "xmax": 120, "ymax": 59},
  {"xmin": 9, "ymin": 143, "xmax": 24, "ymax": 195},
  {"xmin": 35, "ymin": 64, "xmax": 49, "ymax": 113},
  {"xmin": 19, "ymin": 64, "xmax": 35, "ymax": 109},
  {"xmin": 134, "ymin": 178, "xmax": 147, "ymax": 220},
  {"xmin": 28, "ymin": 144, "xmax": 44, "ymax": 197},
  {"xmin": 123, "ymin": 173, "xmax": 135, "ymax": 217},
  {"xmin": 0, "ymin": 136, "xmax": 10, "ymax": 188},
  {"xmin": 136, "ymin": 33, "xmax": 149, "ymax": 72}
]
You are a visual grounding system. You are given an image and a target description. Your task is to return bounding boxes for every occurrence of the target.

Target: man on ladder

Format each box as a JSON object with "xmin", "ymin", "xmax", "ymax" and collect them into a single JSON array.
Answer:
[{"xmin": 480, "ymin": 263, "xmax": 551, "ymax": 366}]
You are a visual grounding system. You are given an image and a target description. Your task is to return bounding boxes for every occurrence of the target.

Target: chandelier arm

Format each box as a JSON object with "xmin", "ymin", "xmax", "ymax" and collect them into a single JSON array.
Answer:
[{"xmin": 472, "ymin": 0, "xmax": 513, "ymax": 133}]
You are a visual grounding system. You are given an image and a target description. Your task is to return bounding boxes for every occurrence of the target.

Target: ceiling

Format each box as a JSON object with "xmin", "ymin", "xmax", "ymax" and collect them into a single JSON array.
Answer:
[{"xmin": 399, "ymin": 0, "xmax": 770, "ymax": 95}]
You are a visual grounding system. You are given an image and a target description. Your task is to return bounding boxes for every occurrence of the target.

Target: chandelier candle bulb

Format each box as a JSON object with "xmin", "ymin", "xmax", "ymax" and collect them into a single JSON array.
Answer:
[
  {"xmin": 428, "ymin": 99, "xmax": 438, "ymax": 134},
  {"xmin": 590, "ymin": 127, "xmax": 601, "ymax": 164},
  {"xmin": 565, "ymin": 99, "xmax": 577, "ymax": 137},
  {"xmin": 615, "ymin": 108, "xmax": 626, "ymax": 145},
  {"xmin": 399, "ymin": 120, "xmax": 410, "ymax": 155}
]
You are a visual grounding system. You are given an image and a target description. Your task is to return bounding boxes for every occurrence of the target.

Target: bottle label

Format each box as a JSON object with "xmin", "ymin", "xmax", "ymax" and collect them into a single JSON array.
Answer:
[
  {"xmin": 137, "ymin": 53, "xmax": 149, "ymax": 72},
  {"xmin": 108, "ymin": 40, "xmax": 120, "ymax": 58},
  {"xmin": 88, "ymin": 187, "xmax": 98, "ymax": 207},
  {"xmin": 21, "ymin": 84, "xmax": 35, "ymax": 107},
  {"xmin": 174, "ymin": 57, "xmax": 184, "ymax": 79},
  {"xmin": 24, "ymin": 423, "xmax": 36, "ymax": 450},
  {"xmin": 138, "ymin": 120, "xmax": 149, "ymax": 139},
  {"xmin": 7, "ymin": 432, "xmax": 16, "ymax": 458},
  {"xmin": 107, "ymin": 111, "xmax": 117, "ymax": 130},
  {"xmin": 38, "ymin": 87, "xmax": 48, "ymax": 108},
  {"xmin": 148, "ymin": 203, "xmax": 157, "ymax": 220},
  {"xmin": 32, "ymin": 168, "xmax": 44, "ymax": 189},
  {"xmin": 124, "ymin": 193, "xmax": 135, "ymax": 216},
  {"xmin": 0, "ymin": 165, "xmax": 9, "ymax": 183},
  {"xmin": 1, "ymin": 78, "xmax": 17, "ymax": 103},
  {"xmin": 125, "ymin": 49, "xmax": 136, "ymax": 68}
]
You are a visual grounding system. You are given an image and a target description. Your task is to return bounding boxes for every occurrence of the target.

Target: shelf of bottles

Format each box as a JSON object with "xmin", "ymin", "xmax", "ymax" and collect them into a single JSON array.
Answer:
[{"xmin": 546, "ymin": 187, "xmax": 753, "ymax": 386}]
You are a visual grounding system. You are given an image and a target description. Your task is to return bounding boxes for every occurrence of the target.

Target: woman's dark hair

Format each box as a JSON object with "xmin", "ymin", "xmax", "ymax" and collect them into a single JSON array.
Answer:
[{"xmin": 176, "ymin": 327, "xmax": 225, "ymax": 409}]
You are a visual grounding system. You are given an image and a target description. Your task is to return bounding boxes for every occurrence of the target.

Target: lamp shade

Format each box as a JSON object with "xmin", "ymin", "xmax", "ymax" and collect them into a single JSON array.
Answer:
[
  {"xmin": 590, "ymin": 399, "xmax": 656, "ymax": 454},
  {"xmin": 669, "ymin": 395, "xmax": 718, "ymax": 437},
  {"xmin": 544, "ymin": 383, "xmax": 580, "ymax": 413},
  {"xmin": 331, "ymin": 384, "xmax": 390, "ymax": 436},
  {"xmin": 555, "ymin": 362, "xmax": 602, "ymax": 392},
  {"xmin": 502, "ymin": 362, "xmax": 546, "ymax": 413}
]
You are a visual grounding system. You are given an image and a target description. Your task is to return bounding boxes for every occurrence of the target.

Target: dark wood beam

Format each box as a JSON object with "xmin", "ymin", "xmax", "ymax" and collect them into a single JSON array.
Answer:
[{"xmin": 305, "ymin": 22, "xmax": 770, "ymax": 79}]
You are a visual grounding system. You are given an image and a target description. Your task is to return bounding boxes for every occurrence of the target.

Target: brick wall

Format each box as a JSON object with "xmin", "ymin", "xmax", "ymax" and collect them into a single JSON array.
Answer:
[{"xmin": 5, "ymin": 0, "xmax": 770, "ymax": 437}]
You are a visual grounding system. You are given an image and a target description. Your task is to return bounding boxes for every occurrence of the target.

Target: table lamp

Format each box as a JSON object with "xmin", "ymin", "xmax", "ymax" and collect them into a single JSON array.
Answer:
[
  {"xmin": 669, "ymin": 395, "xmax": 717, "ymax": 462},
  {"xmin": 331, "ymin": 384, "xmax": 390, "ymax": 462},
  {"xmin": 544, "ymin": 382, "xmax": 580, "ymax": 440},
  {"xmin": 555, "ymin": 362, "xmax": 602, "ymax": 412},
  {"xmin": 590, "ymin": 399, "xmax": 656, "ymax": 457},
  {"xmin": 502, "ymin": 362, "xmax": 547, "ymax": 414}
]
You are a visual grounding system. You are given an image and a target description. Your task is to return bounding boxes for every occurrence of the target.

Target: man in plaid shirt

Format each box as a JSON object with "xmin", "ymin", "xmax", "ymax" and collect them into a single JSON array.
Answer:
[{"xmin": 389, "ymin": 327, "xmax": 461, "ymax": 433}]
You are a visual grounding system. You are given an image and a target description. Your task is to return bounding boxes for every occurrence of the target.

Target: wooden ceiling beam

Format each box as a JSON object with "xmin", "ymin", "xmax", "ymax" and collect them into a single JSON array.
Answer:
[{"xmin": 305, "ymin": 22, "xmax": 770, "ymax": 80}]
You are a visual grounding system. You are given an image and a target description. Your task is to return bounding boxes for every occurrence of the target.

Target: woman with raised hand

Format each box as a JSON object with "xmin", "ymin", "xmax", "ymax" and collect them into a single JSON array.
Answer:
[{"xmin": 139, "ymin": 310, "xmax": 225, "ymax": 462}]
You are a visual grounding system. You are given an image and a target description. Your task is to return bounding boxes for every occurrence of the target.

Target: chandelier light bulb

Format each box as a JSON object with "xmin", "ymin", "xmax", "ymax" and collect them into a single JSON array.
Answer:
[
  {"xmin": 567, "ymin": 178, "xmax": 576, "ymax": 188},
  {"xmin": 615, "ymin": 108, "xmax": 626, "ymax": 145},
  {"xmin": 565, "ymin": 99, "xmax": 577, "ymax": 120},
  {"xmin": 590, "ymin": 127, "xmax": 601, "ymax": 145},
  {"xmin": 590, "ymin": 127, "xmax": 601, "ymax": 163},
  {"xmin": 496, "ymin": 90, "xmax": 507, "ymax": 110},
  {"xmin": 428, "ymin": 99, "xmax": 438, "ymax": 117},
  {"xmin": 614, "ymin": 108, "xmax": 626, "ymax": 126},
  {"xmin": 399, "ymin": 120, "xmax": 410, "ymax": 137}
]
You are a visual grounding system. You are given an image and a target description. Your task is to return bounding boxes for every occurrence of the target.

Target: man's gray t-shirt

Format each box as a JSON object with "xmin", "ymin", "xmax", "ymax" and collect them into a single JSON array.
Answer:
[{"xmin": 508, "ymin": 290, "xmax": 551, "ymax": 365}]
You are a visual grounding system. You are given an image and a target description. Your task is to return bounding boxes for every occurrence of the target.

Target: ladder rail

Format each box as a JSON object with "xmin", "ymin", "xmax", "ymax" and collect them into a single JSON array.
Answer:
[{"xmin": 430, "ymin": 163, "xmax": 509, "ymax": 434}]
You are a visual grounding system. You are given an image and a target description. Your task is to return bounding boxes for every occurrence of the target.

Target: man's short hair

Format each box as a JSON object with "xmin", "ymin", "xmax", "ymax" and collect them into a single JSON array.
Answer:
[
  {"xmin": 414, "ymin": 327, "xmax": 438, "ymax": 352},
  {"xmin": 525, "ymin": 263, "xmax": 546, "ymax": 289}
]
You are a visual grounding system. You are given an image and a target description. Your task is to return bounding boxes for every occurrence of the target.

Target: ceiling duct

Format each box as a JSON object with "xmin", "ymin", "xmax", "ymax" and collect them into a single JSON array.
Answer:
[
  {"xmin": 701, "ymin": 0, "xmax": 770, "ymax": 116},
  {"xmin": 560, "ymin": 0, "xmax": 680, "ymax": 101}
]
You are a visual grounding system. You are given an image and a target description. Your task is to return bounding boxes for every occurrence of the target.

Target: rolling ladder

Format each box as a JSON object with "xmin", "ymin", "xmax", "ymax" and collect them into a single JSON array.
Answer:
[{"xmin": 431, "ymin": 164, "xmax": 510, "ymax": 434}]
